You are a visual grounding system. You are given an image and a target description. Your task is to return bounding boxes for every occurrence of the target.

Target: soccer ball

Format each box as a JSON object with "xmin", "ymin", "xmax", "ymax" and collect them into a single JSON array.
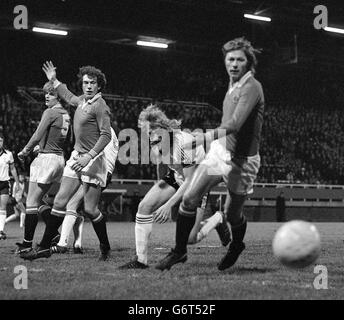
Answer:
[{"xmin": 272, "ymin": 220, "xmax": 321, "ymax": 268}]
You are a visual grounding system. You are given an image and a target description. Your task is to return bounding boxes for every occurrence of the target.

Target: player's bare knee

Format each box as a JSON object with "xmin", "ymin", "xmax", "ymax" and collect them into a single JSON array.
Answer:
[
  {"xmin": 83, "ymin": 203, "xmax": 98, "ymax": 217},
  {"xmin": 137, "ymin": 200, "xmax": 153, "ymax": 215},
  {"xmin": 182, "ymin": 193, "xmax": 199, "ymax": 211},
  {"xmin": 53, "ymin": 194, "xmax": 69, "ymax": 211}
]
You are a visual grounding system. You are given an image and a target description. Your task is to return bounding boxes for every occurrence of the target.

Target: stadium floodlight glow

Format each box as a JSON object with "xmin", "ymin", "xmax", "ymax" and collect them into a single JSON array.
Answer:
[
  {"xmin": 32, "ymin": 27, "xmax": 68, "ymax": 36},
  {"xmin": 244, "ymin": 14, "xmax": 271, "ymax": 22},
  {"xmin": 324, "ymin": 26, "xmax": 344, "ymax": 34},
  {"xmin": 136, "ymin": 40, "xmax": 168, "ymax": 49}
]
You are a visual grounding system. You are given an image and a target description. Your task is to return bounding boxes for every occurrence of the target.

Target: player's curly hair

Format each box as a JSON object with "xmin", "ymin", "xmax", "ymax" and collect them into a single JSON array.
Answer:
[
  {"xmin": 43, "ymin": 81, "xmax": 58, "ymax": 95},
  {"xmin": 222, "ymin": 37, "xmax": 261, "ymax": 74},
  {"xmin": 77, "ymin": 65, "xmax": 107, "ymax": 91},
  {"xmin": 138, "ymin": 104, "xmax": 181, "ymax": 131}
]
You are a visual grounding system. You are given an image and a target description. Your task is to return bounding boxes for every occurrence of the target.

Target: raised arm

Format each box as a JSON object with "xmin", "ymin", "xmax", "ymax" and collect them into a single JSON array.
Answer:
[{"xmin": 42, "ymin": 61, "xmax": 79, "ymax": 107}]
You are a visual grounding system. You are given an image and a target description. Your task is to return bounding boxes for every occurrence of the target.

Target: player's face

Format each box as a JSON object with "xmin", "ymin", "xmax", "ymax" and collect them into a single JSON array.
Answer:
[
  {"xmin": 45, "ymin": 91, "xmax": 59, "ymax": 108},
  {"xmin": 225, "ymin": 50, "xmax": 248, "ymax": 83},
  {"xmin": 82, "ymin": 75, "xmax": 99, "ymax": 99}
]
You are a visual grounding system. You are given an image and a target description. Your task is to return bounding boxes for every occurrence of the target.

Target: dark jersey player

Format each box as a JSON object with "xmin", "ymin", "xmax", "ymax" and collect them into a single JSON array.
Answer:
[
  {"xmin": 20, "ymin": 62, "xmax": 112, "ymax": 261},
  {"xmin": 15, "ymin": 82, "xmax": 70, "ymax": 253},
  {"xmin": 156, "ymin": 37, "xmax": 265, "ymax": 271}
]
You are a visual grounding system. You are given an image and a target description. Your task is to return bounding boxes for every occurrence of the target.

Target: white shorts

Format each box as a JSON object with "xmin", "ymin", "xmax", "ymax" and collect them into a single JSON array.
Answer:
[
  {"xmin": 29, "ymin": 153, "xmax": 65, "ymax": 184},
  {"xmin": 201, "ymin": 139, "xmax": 260, "ymax": 195},
  {"xmin": 63, "ymin": 150, "xmax": 108, "ymax": 187}
]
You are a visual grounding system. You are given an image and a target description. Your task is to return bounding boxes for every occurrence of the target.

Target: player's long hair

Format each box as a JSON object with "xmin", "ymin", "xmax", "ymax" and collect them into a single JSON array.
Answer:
[
  {"xmin": 77, "ymin": 66, "xmax": 107, "ymax": 91},
  {"xmin": 222, "ymin": 37, "xmax": 261, "ymax": 74},
  {"xmin": 138, "ymin": 104, "xmax": 181, "ymax": 131},
  {"xmin": 43, "ymin": 81, "xmax": 58, "ymax": 95}
]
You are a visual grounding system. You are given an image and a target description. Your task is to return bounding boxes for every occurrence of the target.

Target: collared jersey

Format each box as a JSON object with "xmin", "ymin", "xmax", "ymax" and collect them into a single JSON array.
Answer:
[
  {"xmin": 25, "ymin": 104, "xmax": 70, "ymax": 155},
  {"xmin": 56, "ymin": 84, "xmax": 111, "ymax": 156},
  {"xmin": 0, "ymin": 149, "xmax": 14, "ymax": 181},
  {"xmin": 220, "ymin": 71, "xmax": 264, "ymax": 157}
]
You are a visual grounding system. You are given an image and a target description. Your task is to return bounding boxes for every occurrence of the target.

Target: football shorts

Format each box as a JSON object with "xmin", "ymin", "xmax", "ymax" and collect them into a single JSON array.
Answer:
[
  {"xmin": 63, "ymin": 150, "xmax": 108, "ymax": 187},
  {"xmin": 201, "ymin": 139, "xmax": 260, "ymax": 195},
  {"xmin": 29, "ymin": 153, "xmax": 65, "ymax": 184},
  {"xmin": 0, "ymin": 180, "xmax": 10, "ymax": 195}
]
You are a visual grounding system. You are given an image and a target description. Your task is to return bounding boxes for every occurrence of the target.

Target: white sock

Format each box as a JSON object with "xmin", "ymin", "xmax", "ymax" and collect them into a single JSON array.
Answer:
[
  {"xmin": 73, "ymin": 216, "xmax": 84, "ymax": 248},
  {"xmin": 58, "ymin": 214, "xmax": 77, "ymax": 247},
  {"xmin": 135, "ymin": 213, "xmax": 153, "ymax": 265},
  {"xmin": 20, "ymin": 213, "xmax": 25, "ymax": 228},
  {"xmin": 0, "ymin": 210, "xmax": 6, "ymax": 231},
  {"xmin": 197, "ymin": 211, "xmax": 223, "ymax": 242}
]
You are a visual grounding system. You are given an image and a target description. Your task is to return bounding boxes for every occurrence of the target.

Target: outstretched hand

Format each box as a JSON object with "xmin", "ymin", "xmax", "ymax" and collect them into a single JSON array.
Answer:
[{"xmin": 42, "ymin": 61, "xmax": 57, "ymax": 81}]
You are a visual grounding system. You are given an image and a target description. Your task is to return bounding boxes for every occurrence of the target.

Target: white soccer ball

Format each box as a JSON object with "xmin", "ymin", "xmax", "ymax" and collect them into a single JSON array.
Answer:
[{"xmin": 272, "ymin": 220, "xmax": 321, "ymax": 268}]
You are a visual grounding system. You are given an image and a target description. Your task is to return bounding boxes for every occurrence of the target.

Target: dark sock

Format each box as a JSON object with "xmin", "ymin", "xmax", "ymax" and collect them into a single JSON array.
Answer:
[
  {"xmin": 91, "ymin": 215, "xmax": 110, "ymax": 249},
  {"xmin": 24, "ymin": 213, "xmax": 38, "ymax": 244},
  {"xmin": 231, "ymin": 217, "xmax": 247, "ymax": 244},
  {"xmin": 39, "ymin": 214, "xmax": 64, "ymax": 249},
  {"xmin": 40, "ymin": 206, "xmax": 51, "ymax": 225},
  {"xmin": 174, "ymin": 212, "xmax": 196, "ymax": 254}
]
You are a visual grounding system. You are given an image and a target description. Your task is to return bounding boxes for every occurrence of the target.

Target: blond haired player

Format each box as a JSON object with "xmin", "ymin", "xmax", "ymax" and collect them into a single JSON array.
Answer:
[
  {"xmin": 15, "ymin": 83, "xmax": 70, "ymax": 253},
  {"xmin": 119, "ymin": 105, "xmax": 230, "ymax": 269}
]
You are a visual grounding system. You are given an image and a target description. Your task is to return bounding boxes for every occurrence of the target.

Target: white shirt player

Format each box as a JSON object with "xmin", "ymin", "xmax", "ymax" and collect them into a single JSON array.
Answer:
[
  {"xmin": 0, "ymin": 150, "xmax": 14, "ymax": 181},
  {"xmin": 168, "ymin": 130, "xmax": 205, "ymax": 186},
  {"xmin": 103, "ymin": 127, "xmax": 118, "ymax": 175}
]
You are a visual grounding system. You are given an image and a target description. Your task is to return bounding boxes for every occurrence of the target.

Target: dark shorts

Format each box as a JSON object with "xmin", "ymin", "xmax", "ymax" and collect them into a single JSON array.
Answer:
[
  {"xmin": 0, "ymin": 180, "xmax": 10, "ymax": 195},
  {"xmin": 162, "ymin": 169, "xmax": 180, "ymax": 191}
]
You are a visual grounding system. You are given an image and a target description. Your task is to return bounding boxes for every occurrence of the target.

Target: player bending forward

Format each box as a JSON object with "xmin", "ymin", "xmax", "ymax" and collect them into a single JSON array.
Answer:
[
  {"xmin": 20, "ymin": 62, "xmax": 112, "ymax": 261},
  {"xmin": 119, "ymin": 105, "xmax": 231, "ymax": 269},
  {"xmin": 156, "ymin": 37, "xmax": 264, "ymax": 271},
  {"xmin": 50, "ymin": 127, "xmax": 118, "ymax": 254}
]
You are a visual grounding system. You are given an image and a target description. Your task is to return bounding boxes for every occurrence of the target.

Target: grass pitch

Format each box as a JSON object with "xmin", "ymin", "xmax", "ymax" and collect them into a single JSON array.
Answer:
[{"xmin": 0, "ymin": 221, "xmax": 343, "ymax": 300}]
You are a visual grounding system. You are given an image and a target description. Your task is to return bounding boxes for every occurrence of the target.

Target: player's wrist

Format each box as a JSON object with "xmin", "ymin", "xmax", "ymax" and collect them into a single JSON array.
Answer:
[
  {"xmin": 52, "ymin": 79, "xmax": 61, "ymax": 88},
  {"xmin": 88, "ymin": 150, "xmax": 97, "ymax": 159}
]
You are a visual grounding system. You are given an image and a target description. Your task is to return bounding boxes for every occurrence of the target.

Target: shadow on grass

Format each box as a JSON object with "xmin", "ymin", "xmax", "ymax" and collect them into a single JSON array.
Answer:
[{"xmin": 223, "ymin": 266, "xmax": 276, "ymax": 275}]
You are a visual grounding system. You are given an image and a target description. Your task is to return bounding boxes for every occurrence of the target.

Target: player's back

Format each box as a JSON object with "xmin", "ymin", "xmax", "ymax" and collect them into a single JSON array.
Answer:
[{"xmin": 39, "ymin": 106, "xmax": 71, "ymax": 155}]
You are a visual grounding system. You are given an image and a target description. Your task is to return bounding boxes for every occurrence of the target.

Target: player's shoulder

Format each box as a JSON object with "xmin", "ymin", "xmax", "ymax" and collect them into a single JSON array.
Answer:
[
  {"xmin": 246, "ymin": 76, "xmax": 263, "ymax": 91},
  {"xmin": 95, "ymin": 96, "xmax": 110, "ymax": 110},
  {"xmin": 3, "ymin": 149, "xmax": 13, "ymax": 158},
  {"xmin": 47, "ymin": 106, "xmax": 69, "ymax": 119}
]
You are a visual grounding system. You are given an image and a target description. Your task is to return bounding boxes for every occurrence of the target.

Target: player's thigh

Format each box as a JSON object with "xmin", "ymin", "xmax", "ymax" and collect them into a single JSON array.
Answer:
[
  {"xmin": 26, "ymin": 182, "xmax": 51, "ymax": 207},
  {"xmin": 82, "ymin": 183, "xmax": 101, "ymax": 215},
  {"xmin": 0, "ymin": 194, "xmax": 9, "ymax": 210},
  {"xmin": 66, "ymin": 185, "xmax": 84, "ymax": 212},
  {"xmin": 138, "ymin": 180, "xmax": 176, "ymax": 215},
  {"xmin": 54, "ymin": 177, "xmax": 81, "ymax": 208},
  {"xmin": 184, "ymin": 164, "xmax": 222, "ymax": 203}
]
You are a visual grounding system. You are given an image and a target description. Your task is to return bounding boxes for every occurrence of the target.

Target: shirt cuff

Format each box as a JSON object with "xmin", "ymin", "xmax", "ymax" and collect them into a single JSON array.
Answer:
[
  {"xmin": 52, "ymin": 80, "xmax": 61, "ymax": 88},
  {"xmin": 88, "ymin": 149, "xmax": 98, "ymax": 159}
]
